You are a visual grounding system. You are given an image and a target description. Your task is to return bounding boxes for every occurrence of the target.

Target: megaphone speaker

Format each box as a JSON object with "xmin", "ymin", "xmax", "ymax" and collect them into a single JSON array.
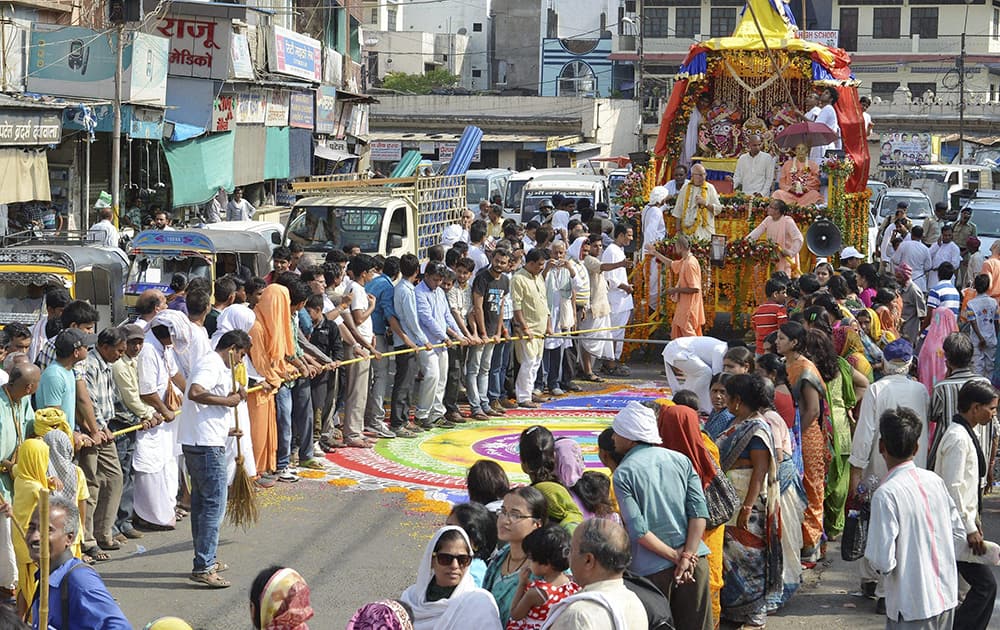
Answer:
[{"xmin": 805, "ymin": 218, "xmax": 843, "ymax": 256}]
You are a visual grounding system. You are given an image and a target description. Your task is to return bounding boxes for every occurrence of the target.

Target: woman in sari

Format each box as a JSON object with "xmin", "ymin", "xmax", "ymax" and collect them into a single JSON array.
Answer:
[
  {"xmin": 852, "ymin": 309, "xmax": 886, "ymax": 375},
  {"xmin": 657, "ymin": 403, "xmax": 727, "ymax": 627},
  {"xmin": 518, "ymin": 426, "xmax": 583, "ymax": 533},
  {"xmin": 805, "ymin": 330, "xmax": 866, "ymax": 541},
  {"xmin": 872, "ymin": 288, "xmax": 900, "ymax": 341},
  {"xmin": 776, "ymin": 322, "xmax": 826, "ymax": 562},
  {"xmin": 833, "ymin": 327, "xmax": 874, "ymax": 382},
  {"xmin": 12, "ymin": 439, "xmax": 56, "ymax": 611},
  {"xmin": 918, "ymin": 307, "xmax": 958, "ymax": 395},
  {"xmin": 249, "ymin": 284, "xmax": 296, "ymax": 478},
  {"xmin": 704, "ymin": 373, "xmax": 734, "ymax": 440},
  {"xmin": 347, "ymin": 600, "xmax": 412, "ymax": 629},
  {"xmin": 716, "ymin": 374, "xmax": 782, "ymax": 628},
  {"xmin": 402, "ymin": 526, "xmax": 503, "ymax": 630},
  {"xmin": 250, "ymin": 566, "xmax": 314, "ymax": 630},
  {"xmin": 40, "ymin": 429, "xmax": 88, "ymax": 561}
]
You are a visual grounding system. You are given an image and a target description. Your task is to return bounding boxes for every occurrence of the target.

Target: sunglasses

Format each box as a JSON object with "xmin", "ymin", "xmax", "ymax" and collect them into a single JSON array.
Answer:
[{"xmin": 433, "ymin": 552, "xmax": 473, "ymax": 567}]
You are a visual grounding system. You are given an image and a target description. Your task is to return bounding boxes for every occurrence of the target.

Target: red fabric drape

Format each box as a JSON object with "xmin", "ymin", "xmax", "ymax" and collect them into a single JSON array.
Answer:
[
  {"xmin": 653, "ymin": 78, "xmax": 689, "ymax": 185},
  {"xmin": 832, "ymin": 85, "xmax": 870, "ymax": 194}
]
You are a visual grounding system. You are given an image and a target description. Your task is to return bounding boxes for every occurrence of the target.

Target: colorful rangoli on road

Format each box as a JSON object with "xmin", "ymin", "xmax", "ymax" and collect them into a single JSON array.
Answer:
[{"xmin": 312, "ymin": 382, "xmax": 670, "ymax": 503}]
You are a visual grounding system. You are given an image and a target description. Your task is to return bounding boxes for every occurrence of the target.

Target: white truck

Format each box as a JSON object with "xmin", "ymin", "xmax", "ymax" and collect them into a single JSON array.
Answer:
[{"xmin": 286, "ymin": 174, "xmax": 466, "ymax": 260}]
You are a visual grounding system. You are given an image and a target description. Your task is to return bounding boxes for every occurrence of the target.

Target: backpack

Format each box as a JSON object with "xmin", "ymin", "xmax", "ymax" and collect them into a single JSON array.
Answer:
[{"xmin": 623, "ymin": 571, "xmax": 676, "ymax": 630}]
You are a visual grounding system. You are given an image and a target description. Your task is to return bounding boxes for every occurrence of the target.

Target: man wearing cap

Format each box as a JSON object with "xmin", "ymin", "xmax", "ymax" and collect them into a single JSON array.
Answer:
[
  {"xmin": 848, "ymin": 338, "xmax": 929, "ymax": 604},
  {"xmin": 838, "ymin": 246, "xmax": 865, "ymax": 274},
  {"xmin": 86, "ymin": 206, "xmax": 120, "ymax": 250},
  {"xmin": 922, "ymin": 202, "xmax": 948, "ymax": 247},
  {"xmin": 110, "ymin": 324, "xmax": 160, "ymax": 542},
  {"xmin": 611, "ymin": 401, "xmax": 713, "ymax": 630},
  {"xmin": 954, "ymin": 207, "xmax": 978, "ymax": 264},
  {"xmin": 36, "ymin": 329, "xmax": 95, "ymax": 435},
  {"xmin": 642, "ymin": 186, "xmax": 669, "ymax": 307}
]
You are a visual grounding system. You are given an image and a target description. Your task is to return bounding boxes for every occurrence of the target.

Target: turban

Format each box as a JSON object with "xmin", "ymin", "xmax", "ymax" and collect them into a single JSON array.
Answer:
[
  {"xmin": 894, "ymin": 263, "xmax": 912, "ymax": 282},
  {"xmin": 440, "ymin": 224, "xmax": 464, "ymax": 248},
  {"xmin": 649, "ymin": 186, "xmax": 669, "ymax": 205},
  {"xmin": 33, "ymin": 408, "xmax": 73, "ymax": 443},
  {"xmin": 612, "ymin": 401, "xmax": 662, "ymax": 445}
]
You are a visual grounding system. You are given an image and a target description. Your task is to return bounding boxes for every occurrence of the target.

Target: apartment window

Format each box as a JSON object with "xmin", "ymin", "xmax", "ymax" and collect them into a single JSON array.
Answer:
[
  {"xmin": 472, "ymin": 69, "xmax": 482, "ymax": 77},
  {"xmin": 710, "ymin": 8, "xmax": 736, "ymax": 38},
  {"xmin": 873, "ymin": 7, "xmax": 900, "ymax": 39},
  {"xmin": 370, "ymin": 8, "xmax": 377, "ymax": 24},
  {"xmin": 909, "ymin": 8, "xmax": 937, "ymax": 40},
  {"xmin": 472, "ymin": 22, "xmax": 482, "ymax": 32},
  {"xmin": 839, "ymin": 8, "xmax": 858, "ymax": 52},
  {"xmin": 991, "ymin": 84, "xmax": 996, "ymax": 102},
  {"xmin": 387, "ymin": 8, "xmax": 397, "ymax": 30},
  {"xmin": 994, "ymin": 8, "xmax": 999, "ymax": 39},
  {"xmin": 675, "ymin": 7, "xmax": 700, "ymax": 40},
  {"xmin": 645, "ymin": 8, "xmax": 670, "ymax": 38},
  {"xmin": 908, "ymin": 82, "xmax": 936, "ymax": 100},
  {"xmin": 871, "ymin": 81, "xmax": 900, "ymax": 101}
]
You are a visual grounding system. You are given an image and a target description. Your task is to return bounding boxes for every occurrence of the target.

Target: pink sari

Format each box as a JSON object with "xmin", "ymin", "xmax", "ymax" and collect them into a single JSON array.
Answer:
[{"xmin": 918, "ymin": 307, "xmax": 958, "ymax": 394}]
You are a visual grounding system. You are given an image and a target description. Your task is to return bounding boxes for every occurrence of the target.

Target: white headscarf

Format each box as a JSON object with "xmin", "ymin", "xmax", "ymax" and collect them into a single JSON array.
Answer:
[
  {"xmin": 400, "ymin": 526, "xmax": 503, "ymax": 630},
  {"xmin": 612, "ymin": 400, "xmax": 662, "ymax": 445},
  {"xmin": 147, "ymin": 309, "xmax": 198, "ymax": 379},
  {"xmin": 211, "ymin": 303, "xmax": 256, "ymax": 348},
  {"xmin": 567, "ymin": 236, "xmax": 588, "ymax": 261},
  {"xmin": 649, "ymin": 185, "xmax": 669, "ymax": 205},
  {"xmin": 440, "ymin": 224, "xmax": 464, "ymax": 249}
]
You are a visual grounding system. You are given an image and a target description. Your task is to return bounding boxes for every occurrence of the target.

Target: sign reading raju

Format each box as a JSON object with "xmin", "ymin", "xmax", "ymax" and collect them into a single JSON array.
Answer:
[{"xmin": 270, "ymin": 26, "xmax": 321, "ymax": 83}]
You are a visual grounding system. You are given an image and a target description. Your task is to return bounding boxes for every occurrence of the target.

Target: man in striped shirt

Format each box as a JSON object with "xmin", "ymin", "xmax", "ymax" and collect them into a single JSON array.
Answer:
[{"xmin": 924, "ymin": 261, "xmax": 962, "ymax": 328}]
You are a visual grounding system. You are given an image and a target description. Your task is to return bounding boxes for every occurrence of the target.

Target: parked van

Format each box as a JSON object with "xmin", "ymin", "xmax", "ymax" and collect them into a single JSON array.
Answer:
[
  {"xmin": 519, "ymin": 175, "xmax": 610, "ymax": 223},
  {"xmin": 503, "ymin": 168, "xmax": 605, "ymax": 222},
  {"xmin": 909, "ymin": 164, "xmax": 995, "ymax": 211},
  {"xmin": 466, "ymin": 169, "xmax": 511, "ymax": 211}
]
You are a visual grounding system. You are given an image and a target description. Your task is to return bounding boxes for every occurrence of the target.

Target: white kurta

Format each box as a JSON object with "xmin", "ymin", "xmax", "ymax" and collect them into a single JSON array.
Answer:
[
  {"xmin": 671, "ymin": 181, "xmax": 721, "ymax": 242},
  {"xmin": 848, "ymin": 375, "xmax": 930, "ymax": 485},
  {"xmin": 732, "ymin": 151, "xmax": 775, "ymax": 196},
  {"xmin": 133, "ymin": 337, "xmax": 180, "ymax": 527}
]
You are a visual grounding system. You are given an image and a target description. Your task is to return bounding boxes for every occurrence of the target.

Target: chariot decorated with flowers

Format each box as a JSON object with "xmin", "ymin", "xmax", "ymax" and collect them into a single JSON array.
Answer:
[{"xmin": 626, "ymin": 0, "xmax": 872, "ymax": 338}]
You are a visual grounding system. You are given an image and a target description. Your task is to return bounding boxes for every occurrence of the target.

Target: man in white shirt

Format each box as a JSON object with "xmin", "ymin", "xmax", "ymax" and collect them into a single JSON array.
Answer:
[
  {"xmin": 728, "ymin": 135, "xmax": 775, "ymax": 196},
  {"xmin": 440, "ymin": 208, "xmax": 474, "ymax": 248},
  {"xmin": 87, "ymin": 207, "xmax": 120, "ymax": 249},
  {"xmin": 467, "ymin": 221, "xmax": 490, "ymax": 276},
  {"xmin": 815, "ymin": 86, "xmax": 842, "ymax": 155},
  {"xmin": 891, "ymin": 225, "xmax": 932, "ymax": 292},
  {"xmin": 180, "ymin": 329, "xmax": 249, "ymax": 588},
  {"xmin": 928, "ymin": 225, "xmax": 962, "ymax": 288},
  {"xmin": 661, "ymin": 336, "xmax": 727, "ymax": 414},
  {"xmin": 848, "ymin": 339, "xmax": 929, "ymax": 602},
  {"xmin": 642, "ymin": 187, "xmax": 669, "ymax": 307},
  {"xmin": 866, "ymin": 406, "xmax": 965, "ymax": 629},
  {"xmin": 204, "ymin": 189, "xmax": 224, "ymax": 224},
  {"xmin": 544, "ymin": 518, "xmax": 648, "ymax": 630},
  {"xmin": 601, "ymin": 224, "xmax": 633, "ymax": 375},
  {"xmin": 664, "ymin": 164, "xmax": 688, "ymax": 199},
  {"xmin": 226, "ymin": 187, "xmax": 255, "ymax": 222},
  {"xmin": 933, "ymin": 380, "xmax": 998, "ymax": 630}
]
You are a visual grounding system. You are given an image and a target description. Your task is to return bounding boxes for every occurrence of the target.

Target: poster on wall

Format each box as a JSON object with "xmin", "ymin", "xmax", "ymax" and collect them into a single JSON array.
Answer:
[
  {"xmin": 235, "ymin": 91, "xmax": 265, "ymax": 124},
  {"xmin": 265, "ymin": 90, "xmax": 289, "ymax": 126},
  {"xmin": 878, "ymin": 132, "xmax": 931, "ymax": 165},
  {"xmin": 370, "ymin": 141, "xmax": 402, "ymax": 161},
  {"xmin": 315, "ymin": 86, "xmax": 337, "ymax": 135},
  {"xmin": 289, "ymin": 92, "xmax": 314, "ymax": 129},
  {"xmin": 231, "ymin": 33, "xmax": 254, "ymax": 80}
]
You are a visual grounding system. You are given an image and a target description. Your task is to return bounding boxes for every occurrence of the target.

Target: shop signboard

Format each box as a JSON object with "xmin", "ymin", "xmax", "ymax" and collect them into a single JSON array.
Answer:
[
  {"xmin": 27, "ymin": 26, "xmax": 168, "ymax": 106},
  {"xmin": 370, "ymin": 141, "xmax": 402, "ymax": 161},
  {"xmin": 230, "ymin": 32, "xmax": 254, "ymax": 80},
  {"xmin": 315, "ymin": 86, "xmax": 337, "ymax": 135},
  {"xmin": 289, "ymin": 92, "xmax": 314, "ymax": 129},
  {"xmin": 265, "ymin": 90, "xmax": 289, "ymax": 127},
  {"xmin": 0, "ymin": 109, "xmax": 62, "ymax": 146},
  {"xmin": 235, "ymin": 91, "xmax": 265, "ymax": 124},
  {"xmin": 63, "ymin": 104, "xmax": 163, "ymax": 140},
  {"xmin": 212, "ymin": 95, "xmax": 236, "ymax": 132},
  {"xmin": 154, "ymin": 14, "xmax": 232, "ymax": 81},
  {"xmin": 270, "ymin": 26, "xmax": 322, "ymax": 83},
  {"xmin": 438, "ymin": 142, "xmax": 480, "ymax": 163}
]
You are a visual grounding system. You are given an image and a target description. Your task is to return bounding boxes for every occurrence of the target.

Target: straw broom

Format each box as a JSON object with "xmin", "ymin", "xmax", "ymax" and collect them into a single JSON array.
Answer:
[{"xmin": 226, "ymin": 349, "xmax": 258, "ymax": 529}]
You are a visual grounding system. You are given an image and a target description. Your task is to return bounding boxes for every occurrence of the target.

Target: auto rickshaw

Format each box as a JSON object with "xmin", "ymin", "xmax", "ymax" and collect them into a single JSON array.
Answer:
[
  {"xmin": 0, "ymin": 243, "xmax": 129, "ymax": 329},
  {"xmin": 125, "ymin": 230, "xmax": 272, "ymax": 314}
]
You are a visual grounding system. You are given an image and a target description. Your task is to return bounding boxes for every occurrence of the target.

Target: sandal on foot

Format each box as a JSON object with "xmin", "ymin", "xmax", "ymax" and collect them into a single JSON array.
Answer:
[
  {"xmin": 82, "ymin": 554, "xmax": 96, "ymax": 566},
  {"xmin": 97, "ymin": 539, "xmax": 121, "ymax": 551},
  {"xmin": 582, "ymin": 373, "xmax": 605, "ymax": 382},
  {"xmin": 83, "ymin": 547, "xmax": 110, "ymax": 562},
  {"xmin": 344, "ymin": 438, "xmax": 373, "ymax": 449},
  {"xmin": 212, "ymin": 561, "xmax": 229, "ymax": 572},
  {"xmin": 189, "ymin": 571, "xmax": 231, "ymax": 588}
]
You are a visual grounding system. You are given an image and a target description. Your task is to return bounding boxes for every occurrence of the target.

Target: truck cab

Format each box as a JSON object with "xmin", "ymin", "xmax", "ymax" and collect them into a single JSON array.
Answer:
[
  {"xmin": 465, "ymin": 169, "xmax": 511, "ymax": 212},
  {"xmin": 519, "ymin": 174, "xmax": 610, "ymax": 223}
]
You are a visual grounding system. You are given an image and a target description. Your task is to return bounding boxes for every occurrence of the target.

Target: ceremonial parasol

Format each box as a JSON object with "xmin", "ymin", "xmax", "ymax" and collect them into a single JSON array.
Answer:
[{"xmin": 775, "ymin": 121, "xmax": 838, "ymax": 149}]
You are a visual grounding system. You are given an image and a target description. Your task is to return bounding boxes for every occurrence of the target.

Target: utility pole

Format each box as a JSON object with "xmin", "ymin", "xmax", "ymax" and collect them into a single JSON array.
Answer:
[
  {"xmin": 958, "ymin": 31, "xmax": 966, "ymax": 165},
  {"xmin": 636, "ymin": 0, "xmax": 645, "ymax": 151},
  {"xmin": 111, "ymin": 23, "xmax": 124, "ymax": 228}
]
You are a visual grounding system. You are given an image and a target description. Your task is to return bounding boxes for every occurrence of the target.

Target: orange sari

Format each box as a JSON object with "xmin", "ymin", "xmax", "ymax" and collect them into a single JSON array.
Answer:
[
  {"xmin": 248, "ymin": 285, "xmax": 296, "ymax": 474},
  {"xmin": 785, "ymin": 354, "xmax": 827, "ymax": 555}
]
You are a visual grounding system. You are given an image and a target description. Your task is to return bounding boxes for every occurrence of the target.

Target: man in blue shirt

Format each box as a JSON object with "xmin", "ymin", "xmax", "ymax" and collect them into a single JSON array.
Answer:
[
  {"xmin": 36, "ymin": 329, "xmax": 94, "ymax": 432},
  {"xmin": 415, "ymin": 263, "xmax": 467, "ymax": 429},
  {"xmin": 29, "ymin": 496, "xmax": 130, "ymax": 629},
  {"xmin": 612, "ymin": 400, "xmax": 713, "ymax": 630},
  {"xmin": 389, "ymin": 254, "xmax": 431, "ymax": 437},
  {"xmin": 364, "ymin": 256, "xmax": 403, "ymax": 438}
]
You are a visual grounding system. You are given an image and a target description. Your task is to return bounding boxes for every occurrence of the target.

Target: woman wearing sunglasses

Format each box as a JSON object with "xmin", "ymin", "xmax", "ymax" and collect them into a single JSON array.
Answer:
[{"xmin": 400, "ymin": 526, "xmax": 504, "ymax": 630}]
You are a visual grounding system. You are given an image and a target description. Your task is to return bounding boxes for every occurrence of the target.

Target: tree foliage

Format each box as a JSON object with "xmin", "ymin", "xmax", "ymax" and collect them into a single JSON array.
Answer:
[{"xmin": 382, "ymin": 69, "xmax": 460, "ymax": 94}]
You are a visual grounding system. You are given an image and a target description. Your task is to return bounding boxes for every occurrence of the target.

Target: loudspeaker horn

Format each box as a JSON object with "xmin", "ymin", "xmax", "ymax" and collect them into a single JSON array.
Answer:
[{"xmin": 805, "ymin": 218, "xmax": 842, "ymax": 256}]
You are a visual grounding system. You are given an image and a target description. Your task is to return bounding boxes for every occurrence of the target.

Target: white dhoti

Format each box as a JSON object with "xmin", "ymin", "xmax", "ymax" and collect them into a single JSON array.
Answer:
[
  {"xmin": 609, "ymin": 309, "xmax": 632, "ymax": 360},
  {"xmin": 0, "ymin": 516, "xmax": 16, "ymax": 589},
  {"xmin": 663, "ymin": 347, "xmax": 713, "ymax": 413},
  {"xmin": 226, "ymin": 402, "xmax": 257, "ymax": 483},
  {"xmin": 132, "ymin": 421, "xmax": 179, "ymax": 527},
  {"xmin": 579, "ymin": 313, "xmax": 614, "ymax": 361}
]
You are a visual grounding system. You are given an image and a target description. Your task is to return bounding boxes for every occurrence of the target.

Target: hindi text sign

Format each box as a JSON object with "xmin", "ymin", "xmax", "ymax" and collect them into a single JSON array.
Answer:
[{"xmin": 157, "ymin": 15, "xmax": 231, "ymax": 81}]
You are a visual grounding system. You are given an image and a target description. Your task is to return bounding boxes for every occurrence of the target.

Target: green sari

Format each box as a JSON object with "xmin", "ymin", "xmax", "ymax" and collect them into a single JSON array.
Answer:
[{"xmin": 823, "ymin": 357, "xmax": 856, "ymax": 539}]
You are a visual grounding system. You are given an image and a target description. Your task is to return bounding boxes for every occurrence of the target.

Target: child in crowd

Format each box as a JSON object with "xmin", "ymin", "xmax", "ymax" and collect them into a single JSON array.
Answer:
[
  {"xmin": 446, "ymin": 502, "xmax": 498, "ymax": 588},
  {"xmin": 573, "ymin": 471, "xmax": 621, "ymax": 525},
  {"xmin": 466, "ymin": 459, "xmax": 510, "ymax": 513},
  {"xmin": 507, "ymin": 524, "xmax": 580, "ymax": 630},
  {"xmin": 965, "ymin": 273, "xmax": 999, "ymax": 378},
  {"xmin": 752, "ymin": 278, "xmax": 789, "ymax": 356}
]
